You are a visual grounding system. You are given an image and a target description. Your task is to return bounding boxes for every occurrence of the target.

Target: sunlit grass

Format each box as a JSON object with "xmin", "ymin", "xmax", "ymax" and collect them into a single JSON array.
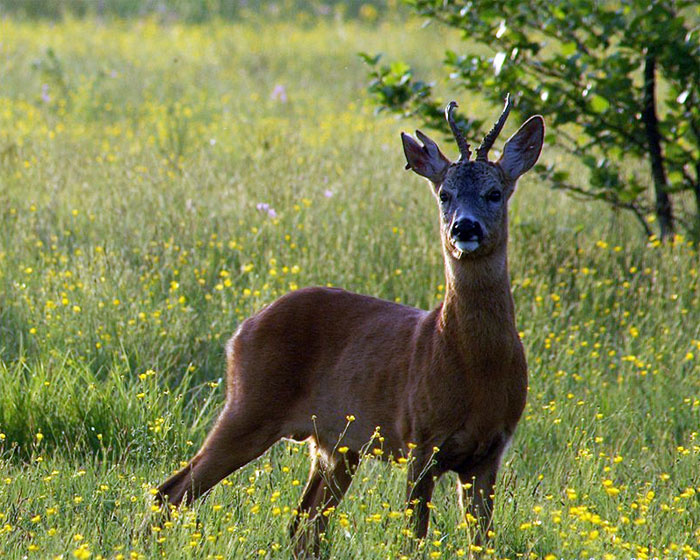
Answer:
[{"xmin": 0, "ymin": 15, "xmax": 699, "ymax": 560}]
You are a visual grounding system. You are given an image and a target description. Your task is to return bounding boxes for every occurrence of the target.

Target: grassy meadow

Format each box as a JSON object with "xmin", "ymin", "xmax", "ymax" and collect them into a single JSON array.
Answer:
[{"xmin": 1, "ymin": 13, "xmax": 699, "ymax": 560}]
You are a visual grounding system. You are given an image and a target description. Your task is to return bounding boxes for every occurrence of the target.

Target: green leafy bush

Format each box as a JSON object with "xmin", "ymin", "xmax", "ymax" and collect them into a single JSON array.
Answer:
[{"xmin": 365, "ymin": 0, "xmax": 700, "ymax": 239}]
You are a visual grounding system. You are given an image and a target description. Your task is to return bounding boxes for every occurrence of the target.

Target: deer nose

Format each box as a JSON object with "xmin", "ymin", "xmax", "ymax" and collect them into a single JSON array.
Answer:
[{"xmin": 451, "ymin": 218, "xmax": 483, "ymax": 242}]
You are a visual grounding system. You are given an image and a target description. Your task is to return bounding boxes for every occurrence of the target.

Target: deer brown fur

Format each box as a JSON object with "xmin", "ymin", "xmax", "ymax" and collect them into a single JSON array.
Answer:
[{"xmin": 157, "ymin": 99, "xmax": 545, "ymax": 556}]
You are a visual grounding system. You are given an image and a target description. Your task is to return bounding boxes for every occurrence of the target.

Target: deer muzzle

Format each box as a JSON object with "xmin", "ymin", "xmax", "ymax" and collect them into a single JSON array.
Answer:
[{"xmin": 451, "ymin": 218, "xmax": 484, "ymax": 255}]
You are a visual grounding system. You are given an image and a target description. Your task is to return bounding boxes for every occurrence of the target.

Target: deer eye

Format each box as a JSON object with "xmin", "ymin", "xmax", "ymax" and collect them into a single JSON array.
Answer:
[
  {"xmin": 485, "ymin": 190, "xmax": 502, "ymax": 203},
  {"xmin": 438, "ymin": 189, "xmax": 451, "ymax": 203}
]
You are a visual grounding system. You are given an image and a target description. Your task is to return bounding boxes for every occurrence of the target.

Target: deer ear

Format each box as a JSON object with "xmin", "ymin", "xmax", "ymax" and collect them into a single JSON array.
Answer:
[
  {"xmin": 401, "ymin": 130, "xmax": 451, "ymax": 185},
  {"xmin": 497, "ymin": 116, "xmax": 544, "ymax": 182}
]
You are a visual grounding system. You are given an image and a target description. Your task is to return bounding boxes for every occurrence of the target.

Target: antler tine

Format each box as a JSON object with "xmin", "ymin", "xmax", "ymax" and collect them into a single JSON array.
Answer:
[
  {"xmin": 445, "ymin": 101, "xmax": 471, "ymax": 161},
  {"xmin": 476, "ymin": 94, "xmax": 513, "ymax": 162}
]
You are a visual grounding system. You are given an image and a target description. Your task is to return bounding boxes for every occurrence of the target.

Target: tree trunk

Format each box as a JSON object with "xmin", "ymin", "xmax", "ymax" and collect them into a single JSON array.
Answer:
[
  {"xmin": 642, "ymin": 53, "xmax": 674, "ymax": 240},
  {"xmin": 694, "ymin": 162, "xmax": 700, "ymax": 238},
  {"xmin": 693, "ymin": 184, "xmax": 700, "ymax": 239}
]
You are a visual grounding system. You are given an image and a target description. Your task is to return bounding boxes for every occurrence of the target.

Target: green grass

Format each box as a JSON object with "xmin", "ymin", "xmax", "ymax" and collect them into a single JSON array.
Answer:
[{"xmin": 0, "ymin": 15, "xmax": 699, "ymax": 560}]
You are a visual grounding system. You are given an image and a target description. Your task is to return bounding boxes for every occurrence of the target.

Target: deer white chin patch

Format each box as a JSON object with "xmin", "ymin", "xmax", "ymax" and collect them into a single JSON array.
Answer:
[{"xmin": 454, "ymin": 240, "xmax": 480, "ymax": 253}]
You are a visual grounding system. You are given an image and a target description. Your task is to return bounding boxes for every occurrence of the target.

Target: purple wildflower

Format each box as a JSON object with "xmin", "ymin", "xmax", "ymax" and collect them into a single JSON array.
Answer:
[
  {"xmin": 270, "ymin": 84, "xmax": 288, "ymax": 103},
  {"xmin": 256, "ymin": 202, "xmax": 277, "ymax": 218}
]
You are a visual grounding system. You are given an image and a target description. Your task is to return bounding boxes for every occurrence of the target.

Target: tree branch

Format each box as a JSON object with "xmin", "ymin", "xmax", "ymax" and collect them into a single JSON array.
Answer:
[{"xmin": 544, "ymin": 173, "xmax": 653, "ymax": 237}]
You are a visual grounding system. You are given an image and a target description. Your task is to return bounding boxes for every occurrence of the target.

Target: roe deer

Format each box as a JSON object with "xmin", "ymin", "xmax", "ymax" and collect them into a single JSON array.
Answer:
[{"xmin": 156, "ymin": 97, "xmax": 544, "ymax": 556}]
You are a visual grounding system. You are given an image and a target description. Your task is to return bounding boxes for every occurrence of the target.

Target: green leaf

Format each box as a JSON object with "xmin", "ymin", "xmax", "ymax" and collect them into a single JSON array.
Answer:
[
  {"xmin": 589, "ymin": 95, "xmax": 610, "ymax": 113},
  {"xmin": 668, "ymin": 170, "xmax": 684, "ymax": 185},
  {"xmin": 358, "ymin": 52, "xmax": 381, "ymax": 66},
  {"xmin": 389, "ymin": 61, "xmax": 411, "ymax": 76},
  {"xmin": 561, "ymin": 42, "xmax": 577, "ymax": 56}
]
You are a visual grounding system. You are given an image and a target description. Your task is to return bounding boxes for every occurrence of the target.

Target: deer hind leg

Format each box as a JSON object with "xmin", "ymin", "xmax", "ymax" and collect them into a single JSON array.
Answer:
[
  {"xmin": 157, "ymin": 405, "xmax": 279, "ymax": 507},
  {"xmin": 291, "ymin": 448, "xmax": 359, "ymax": 559},
  {"xmin": 289, "ymin": 445, "xmax": 323, "ymax": 539}
]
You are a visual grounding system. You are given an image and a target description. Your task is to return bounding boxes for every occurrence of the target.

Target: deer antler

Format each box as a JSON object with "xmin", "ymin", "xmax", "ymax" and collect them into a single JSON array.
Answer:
[
  {"xmin": 476, "ymin": 94, "xmax": 512, "ymax": 162},
  {"xmin": 445, "ymin": 101, "xmax": 471, "ymax": 162}
]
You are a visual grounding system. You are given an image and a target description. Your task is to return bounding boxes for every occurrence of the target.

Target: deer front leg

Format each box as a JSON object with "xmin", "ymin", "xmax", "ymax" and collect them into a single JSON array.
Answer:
[
  {"xmin": 456, "ymin": 457, "xmax": 499, "ymax": 545},
  {"xmin": 405, "ymin": 456, "xmax": 437, "ymax": 540}
]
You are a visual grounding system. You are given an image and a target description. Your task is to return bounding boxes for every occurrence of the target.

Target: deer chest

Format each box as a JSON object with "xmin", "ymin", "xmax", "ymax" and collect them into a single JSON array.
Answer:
[{"xmin": 436, "ymin": 427, "xmax": 512, "ymax": 473}]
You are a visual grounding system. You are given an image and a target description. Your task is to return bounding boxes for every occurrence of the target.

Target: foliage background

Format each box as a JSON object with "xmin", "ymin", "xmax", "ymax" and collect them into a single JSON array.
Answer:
[{"xmin": 0, "ymin": 0, "xmax": 392, "ymax": 20}]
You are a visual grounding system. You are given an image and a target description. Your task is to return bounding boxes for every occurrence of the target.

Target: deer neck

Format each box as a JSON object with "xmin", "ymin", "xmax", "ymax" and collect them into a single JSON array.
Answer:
[{"xmin": 438, "ymin": 243, "xmax": 516, "ymax": 354}]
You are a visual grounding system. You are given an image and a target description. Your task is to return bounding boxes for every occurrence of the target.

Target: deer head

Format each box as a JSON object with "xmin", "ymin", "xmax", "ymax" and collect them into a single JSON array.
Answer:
[{"xmin": 401, "ymin": 97, "xmax": 544, "ymax": 260}]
